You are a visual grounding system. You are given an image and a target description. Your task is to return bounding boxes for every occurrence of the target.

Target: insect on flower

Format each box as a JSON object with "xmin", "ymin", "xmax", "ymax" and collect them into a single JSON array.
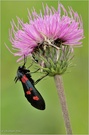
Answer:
[
  {"xmin": 14, "ymin": 56, "xmax": 48, "ymax": 110},
  {"xmin": 6, "ymin": 3, "xmax": 84, "ymax": 133}
]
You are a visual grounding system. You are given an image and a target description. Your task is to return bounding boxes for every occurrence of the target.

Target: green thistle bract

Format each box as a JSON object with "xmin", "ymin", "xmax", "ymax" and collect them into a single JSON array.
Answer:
[{"xmin": 32, "ymin": 40, "xmax": 73, "ymax": 76}]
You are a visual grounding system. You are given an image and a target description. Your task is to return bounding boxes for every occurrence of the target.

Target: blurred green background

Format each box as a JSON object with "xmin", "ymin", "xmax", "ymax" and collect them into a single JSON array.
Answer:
[{"xmin": 1, "ymin": 0, "xmax": 88, "ymax": 134}]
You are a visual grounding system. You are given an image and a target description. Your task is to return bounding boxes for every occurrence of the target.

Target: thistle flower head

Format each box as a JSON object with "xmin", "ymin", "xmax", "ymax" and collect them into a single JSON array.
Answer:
[{"xmin": 8, "ymin": 3, "xmax": 84, "ymax": 75}]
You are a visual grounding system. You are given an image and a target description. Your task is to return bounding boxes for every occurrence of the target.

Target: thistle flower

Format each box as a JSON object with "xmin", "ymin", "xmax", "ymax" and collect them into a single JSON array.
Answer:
[{"xmin": 9, "ymin": 3, "xmax": 84, "ymax": 62}]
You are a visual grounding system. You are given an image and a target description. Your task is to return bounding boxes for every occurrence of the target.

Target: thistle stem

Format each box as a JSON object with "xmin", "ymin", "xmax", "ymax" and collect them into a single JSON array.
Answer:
[{"xmin": 54, "ymin": 75, "xmax": 72, "ymax": 134}]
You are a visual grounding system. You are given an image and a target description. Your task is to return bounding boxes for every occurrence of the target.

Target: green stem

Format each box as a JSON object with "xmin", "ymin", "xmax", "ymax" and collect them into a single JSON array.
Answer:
[{"xmin": 54, "ymin": 75, "xmax": 72, "ymax": 134}]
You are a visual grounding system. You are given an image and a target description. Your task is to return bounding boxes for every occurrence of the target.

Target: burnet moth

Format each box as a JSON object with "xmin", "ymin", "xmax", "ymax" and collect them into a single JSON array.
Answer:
[{"xmin": 14, "ymin": 56, "xmax": 48, "ymax": 110}]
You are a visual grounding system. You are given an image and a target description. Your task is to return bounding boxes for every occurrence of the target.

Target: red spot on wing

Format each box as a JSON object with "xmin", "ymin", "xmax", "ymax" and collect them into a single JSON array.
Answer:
[
  {"xmin": 30, "ymin": 88, "xmax": 32, "ymax": 91},
  {"xmin": 26, "ymin": 90, "xmax": 31, "ymax": 95},
  {"xmin": 21, "ymin": 75, "xmax": 28, "ymax": 83},
  {"xmin": 33, "ymin": 96, "xmax": 39, "ymax": 101},
  {"xmin": 26, "ymin": 88, "xmax": 33, "ymax": 95}
]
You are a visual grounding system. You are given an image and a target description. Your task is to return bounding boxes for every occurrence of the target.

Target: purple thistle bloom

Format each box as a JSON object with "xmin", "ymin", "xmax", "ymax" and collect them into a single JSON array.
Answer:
[{"xmin": 9, "ymin": 3, "xmax": 84, "ymax": 61}]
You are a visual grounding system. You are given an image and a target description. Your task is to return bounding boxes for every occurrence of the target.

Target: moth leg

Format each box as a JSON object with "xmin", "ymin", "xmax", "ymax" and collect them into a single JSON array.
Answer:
[
  {"xmin": 14, "ymin": 76, "xmax": 18, "ymax": 83},
  {"xmin": 30, "ymin": 68, "xmax": 40, "ymax": 74},
  {"xmin": 34, "ymin": 73, "xmax": 49, "ymax": 85}
]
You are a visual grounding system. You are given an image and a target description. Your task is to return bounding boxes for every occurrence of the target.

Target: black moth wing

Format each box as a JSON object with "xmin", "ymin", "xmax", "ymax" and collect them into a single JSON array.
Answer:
[{"xmin": 21, "ymin": 74, "xmax": 45, "ymax": 110}]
